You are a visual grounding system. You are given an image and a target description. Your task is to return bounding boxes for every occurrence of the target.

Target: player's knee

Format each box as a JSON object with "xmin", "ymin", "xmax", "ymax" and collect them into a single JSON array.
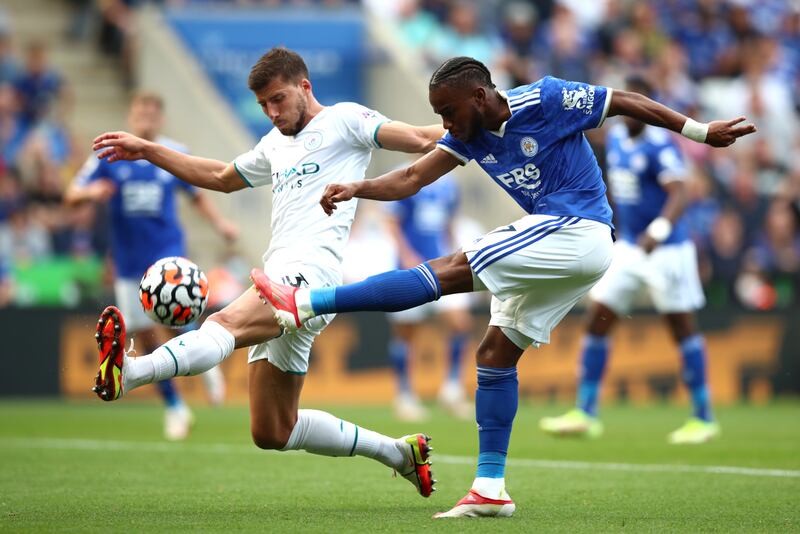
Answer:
[{"xmin": 250, "ymin": 424, "xmax": 292, "ymax": 450}]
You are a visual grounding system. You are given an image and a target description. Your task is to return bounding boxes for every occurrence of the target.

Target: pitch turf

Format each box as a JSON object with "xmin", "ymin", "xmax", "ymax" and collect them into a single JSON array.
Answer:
[{"xmin": 0, "ymin": 400, "xmax": 798, "ymax": 533}]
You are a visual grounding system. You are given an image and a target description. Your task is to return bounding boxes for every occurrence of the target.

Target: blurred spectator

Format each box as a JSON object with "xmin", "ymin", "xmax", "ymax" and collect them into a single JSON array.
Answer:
[
  {"xmin": 426, "ymin": 1, "xmax": 500, "ymax": 71},
  {"xmin": 0, "ymin": 26, "xmax": 20, "ymax": 85},
  {"xmin": 0, "ymin": 201, "xmax": 52, "ymax": 265},
  {"xmin": 0, "ymin": 83, "xmax": 29, "ymax": 166},
  {"xmin": 497, "ymin": 1, "xmax": 539, "ymax": 86},
  {"xmin": 14, "ymin": 41, "xmax": 62, "ymax": 125},
  {"xmin": 395, "ymin": 0, "xmax": 441, "ymax": 50}
]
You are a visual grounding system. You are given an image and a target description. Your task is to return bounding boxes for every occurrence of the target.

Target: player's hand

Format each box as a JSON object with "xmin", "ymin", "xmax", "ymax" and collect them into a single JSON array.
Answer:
[
  {"xmin": 86, "ymin": 179, "xmax": 116, "ymax": 202},
  {"xmin": 320, "ymin": 183, "xmax": 358, "ymax": 216},
  {"xmin": 705, "ymin": 117, "xmax": 757, "ymax": 147},
  {"xmin": 92, "ymin": 131, "xmax": 150, "ymax": 162},
  {"xmin": 217, "ymin": 219, "xmax": 240, "ymax": 242},
  {"xmin": 637, "ymin": 233, "xmax": 658, "ymax": 254}
]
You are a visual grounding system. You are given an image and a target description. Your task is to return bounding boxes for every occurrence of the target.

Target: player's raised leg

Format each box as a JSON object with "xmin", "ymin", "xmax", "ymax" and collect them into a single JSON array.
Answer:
[
  {"xmin": 664, "ymin": 313, "xmax": 720, "ymax": 444},
  {"xmin": 93, "ymin": 286, "xmax": 278, "ymax": 401}
]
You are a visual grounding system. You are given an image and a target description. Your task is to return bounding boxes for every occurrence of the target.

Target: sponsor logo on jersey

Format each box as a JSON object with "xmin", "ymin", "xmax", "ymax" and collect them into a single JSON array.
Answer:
[
  {"xmin": 562, "ymin": 85, "xmax": 596, "ymax": 115},
  {"xmin": 272, "ymin": 162, "xmax": 320, "ymax": 193},
  {"xmin": 520, "ymin": 137, "xmax": 538, "ymax": 157},
  {"xmin": 303, "ymin": 132, "xmax": 323, "ymax": 151},
  {"xmin": 480, "ymin": 153, "xmax": 498, "ymax": 164},
  {"xmin": 496, "ymin": 162, "xmax": 541, "ymax": 192}
]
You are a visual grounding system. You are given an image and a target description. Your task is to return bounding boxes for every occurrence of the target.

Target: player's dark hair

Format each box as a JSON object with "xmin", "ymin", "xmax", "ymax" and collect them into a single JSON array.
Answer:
[
  {"xmin": 429, "ymin": 56, "xmax": 495, "ymax": 90},
  {"xmin": 248, "ymin": 47, "xmax": 309, "ymax": 92},
  {"xmin": 624, "ymin": 74, "xmax": 653, "ymax": 98}
]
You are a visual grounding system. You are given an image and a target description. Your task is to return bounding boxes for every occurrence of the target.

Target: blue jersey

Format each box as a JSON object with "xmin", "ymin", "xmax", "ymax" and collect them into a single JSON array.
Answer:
[
  {"xmin": 387, "ymin": 174, "xmax": 459, "ymax": 261},
  {"xmin": 437, "ymin": 76, "xmax": 613, "ymax": 227},
  {"xmin": 74, "ymin": 138, "xmax": 197, "ymax": 278},
  {"xmin": 605, "ymin": 124, "xmax": 689, "ymax": 245}
]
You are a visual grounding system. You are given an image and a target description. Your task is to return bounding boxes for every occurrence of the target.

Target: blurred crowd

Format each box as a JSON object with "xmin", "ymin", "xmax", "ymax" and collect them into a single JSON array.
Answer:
[
  {"xmin": 2, "ymin": 0, "xmax": 800, "ymax": 312},
  {"xmin": 374, "ymin": 0, "xmax": 800, "ymax": 310}
]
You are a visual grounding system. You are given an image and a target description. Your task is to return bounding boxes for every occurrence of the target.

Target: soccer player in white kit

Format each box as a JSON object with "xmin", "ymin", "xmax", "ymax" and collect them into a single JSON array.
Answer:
[
  {"xmin": 253, "ymin": 57, "xmax": 756, "ymax": 518},
  {"xmin": 90, "ymin": 47, "xmax": 443, "ymax": 498}
]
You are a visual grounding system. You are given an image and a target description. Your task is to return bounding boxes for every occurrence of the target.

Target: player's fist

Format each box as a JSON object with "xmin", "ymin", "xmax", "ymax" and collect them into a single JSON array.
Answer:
[
  {"xmin": 92, "ymin": 131, "xmax": 150, "ymax": 162},
  {"xmin": 320, "ymin": 183, "xmax": 358, "ymax": 216},
  {"xmin": 705, "ymin": 117, "xmax": 757, "ymax": 147}
]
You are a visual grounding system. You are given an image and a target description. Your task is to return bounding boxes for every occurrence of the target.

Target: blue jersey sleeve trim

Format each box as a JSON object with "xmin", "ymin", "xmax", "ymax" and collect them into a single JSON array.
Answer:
[
  {"xmin": 372, "ymin": 120, "xmax": 391, "ymax": 148},
  {"xmin": 436, "ymin": 144, "xmax": 469, "ymax": 165},
  {"xmin": 233, "ymin": 161, "xmax": 254, "ymax": 188}
]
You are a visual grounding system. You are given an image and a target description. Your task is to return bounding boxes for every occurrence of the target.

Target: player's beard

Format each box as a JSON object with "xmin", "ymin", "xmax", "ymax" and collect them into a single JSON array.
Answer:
[{"xmin": 279, "ymin": 99, "xmax": 309, "ymax": 137}]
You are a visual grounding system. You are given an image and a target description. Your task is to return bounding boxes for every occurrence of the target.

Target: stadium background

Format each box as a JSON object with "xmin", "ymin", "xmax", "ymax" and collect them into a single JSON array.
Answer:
[{"xmin": 1, "ymin": 0, "xmax": 797, "ymax": 405}]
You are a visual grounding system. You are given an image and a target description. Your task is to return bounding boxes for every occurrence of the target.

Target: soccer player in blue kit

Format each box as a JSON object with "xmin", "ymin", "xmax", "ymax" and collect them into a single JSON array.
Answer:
[
  {"xmin": 252, "ymin": 56, "xmax": 756, "ymax": 518},
  {"xmin": 540, "ymin": 76, "xmax": 718, "ymax": 444},
  {"xmin": 385, "ymin": 174, "xmax": 473, "ymax": 421},
  {"xmin": 66, "ymin": 91, "xmax": 237, "ymax": 439}
]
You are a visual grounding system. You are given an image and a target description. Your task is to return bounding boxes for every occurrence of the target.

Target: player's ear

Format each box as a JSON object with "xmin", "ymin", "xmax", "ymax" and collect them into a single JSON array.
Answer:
[
  {"xmin": 473, "ymin": 86, "xmax": 487, "ymax": 108},
  {"xmin": 300, "ymin": 78, "xmax": 312, "ymax": 94}
]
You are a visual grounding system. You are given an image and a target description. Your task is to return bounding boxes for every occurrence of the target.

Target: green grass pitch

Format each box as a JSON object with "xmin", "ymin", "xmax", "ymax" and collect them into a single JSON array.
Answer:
[{"xmin": 1, "ymin": 400, "xmax": 798, "ymax": 533}]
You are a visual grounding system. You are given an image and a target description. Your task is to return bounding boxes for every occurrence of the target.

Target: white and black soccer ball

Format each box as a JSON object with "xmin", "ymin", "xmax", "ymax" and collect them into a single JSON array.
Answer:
[{"xmin": 139, "ymin": 256, "xmax": 209, "ymax": 327}]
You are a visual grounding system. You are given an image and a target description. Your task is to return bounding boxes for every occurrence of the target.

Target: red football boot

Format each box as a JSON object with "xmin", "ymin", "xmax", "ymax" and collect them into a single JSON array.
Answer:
[{"xmin": 91, "ymin": 306, "xmax": 127, "ymax": 401}]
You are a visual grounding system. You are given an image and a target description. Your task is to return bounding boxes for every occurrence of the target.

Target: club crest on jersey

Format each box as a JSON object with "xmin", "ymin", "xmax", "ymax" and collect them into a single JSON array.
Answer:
[
  {"xmin": 520, "ymin": 137, "xmax": 538, "ymax": 157},
  {"xmin": 303, "ymin": 132, "xmax": 323, "ymax": 151}
]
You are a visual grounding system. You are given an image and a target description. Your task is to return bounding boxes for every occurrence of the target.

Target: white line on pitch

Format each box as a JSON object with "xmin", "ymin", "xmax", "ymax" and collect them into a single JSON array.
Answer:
[{"xmin": 1, "ymin": 437, "xmax": 798, "ymax": 479}]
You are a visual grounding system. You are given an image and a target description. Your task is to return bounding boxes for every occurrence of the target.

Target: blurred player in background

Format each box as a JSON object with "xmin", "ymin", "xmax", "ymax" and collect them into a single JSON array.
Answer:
[
  {"xmin": 540, "ymin": 76, "xmax": 718, "ymax": 444},
  {"xmin": 255, "ymin": 57, "xmax": 756, "ymax": 517},
  {"xmin": 385, "ymin": 172, "xmax": 472, "ymax": 421},
  {"xmin": 66, "ymin": 91, "xmax": 236, "ymax": 439},
  {"xmin": 89, "ymin": 48, "xmax": 444, "ymax": 498}
]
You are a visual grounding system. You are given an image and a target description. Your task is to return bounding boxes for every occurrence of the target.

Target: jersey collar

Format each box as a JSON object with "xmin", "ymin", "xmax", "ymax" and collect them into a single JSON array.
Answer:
[{"xmin": 488, "ymin": 91, "xmax": 511, "ymax": 138}]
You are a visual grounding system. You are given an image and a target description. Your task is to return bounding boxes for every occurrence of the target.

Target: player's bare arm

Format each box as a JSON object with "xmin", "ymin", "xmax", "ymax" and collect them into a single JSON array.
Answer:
[
  {"xmin": 320, "ymin": 148, "xmax": 459, "ymax": 215},
  {"xmin": 375, "ymin": 121, "xmax": 445, "ymax": 153},
  {"xmin": 638, "ymin": 180, "xmax": 687, "ymax": 253},
  {"xmin": 63, "ymin": 179, "xmax": 115, "ymax": 206},
  {"xmin": 93, "ymin": 131, "xmax": 246, "ymax": 193},
  {"xmin": 608, "ymin": 90, "xmax": 757, "ymax": 147}
]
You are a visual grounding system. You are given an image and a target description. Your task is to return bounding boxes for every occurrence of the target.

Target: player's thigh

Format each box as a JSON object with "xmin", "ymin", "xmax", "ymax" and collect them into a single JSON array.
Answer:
[
  {"xmin": 588, "ymin": 240, "xmax": 645, "ymax": 316},
  {"xmin": 208, "ymin": 287, "xmax": 281, "ymax": 349},
  {"xmin": 647, "ymin": 241, "xmax": 706, "ymax": 314},
  {"xmin": 113, "ymin": 278, "xmax": 153, "ymax": 334},
  {"xmin": 248, "ymin": 359, "xmax": 305, "ymax": 446}
]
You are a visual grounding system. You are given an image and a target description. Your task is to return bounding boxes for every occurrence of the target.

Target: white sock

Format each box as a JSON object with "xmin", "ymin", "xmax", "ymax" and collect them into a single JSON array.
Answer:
[
  {"xmin": 294, "ymin": 288, "xmax": 315, "ymax": 321},
  {"xmin": 472, "ymin": 477, "xmax": 507, "ymax": 499},
  {"xmin": 124, "ymin": 320, "xmax": 235, "ymax": 391},
  {"xmin": 282, "ymin": 409, "xmax": 405, "ymax": 469}
]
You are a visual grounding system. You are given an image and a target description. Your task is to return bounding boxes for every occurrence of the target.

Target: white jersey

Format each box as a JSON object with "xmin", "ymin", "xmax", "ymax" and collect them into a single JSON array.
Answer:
[{"xmin": 233, "ymin": 102, "xmax": 389, "ymax": 270}]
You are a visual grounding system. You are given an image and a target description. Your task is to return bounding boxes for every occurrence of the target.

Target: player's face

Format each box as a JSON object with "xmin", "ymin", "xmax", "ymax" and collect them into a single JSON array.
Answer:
[
  {"xmin": 429, "ymin": 84, "xmax": 484, "ymax": 142},
  {"xmin": 254, "ymin": 78, "xmax": 311, "ymax": 136},
  {"xmin": 128, "ymin": 101, "xmax": 163, "ymax": 139}
]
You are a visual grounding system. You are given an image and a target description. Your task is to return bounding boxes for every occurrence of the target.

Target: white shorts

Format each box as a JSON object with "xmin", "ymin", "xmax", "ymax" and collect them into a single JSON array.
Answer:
[
  {"xmin": 115, "ymin": 278, "xmax": 155, "ymax": 334},
  {"xmin": 388, "ymin": 292, "xmax": 471, "ymax": 324},
  {"xmin": 464, "ymin": 214, "xmax": 614, "ymax": 347},
  {"xmin": 590, "ymin": 239, "xmax": 705, "ymax": 315},
  {"xmin": 247, "ymin": 257, "xmax": 340, "ymax": 375}
]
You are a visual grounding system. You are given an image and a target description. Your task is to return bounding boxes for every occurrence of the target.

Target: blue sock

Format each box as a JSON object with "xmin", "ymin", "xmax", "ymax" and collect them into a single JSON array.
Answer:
[
  {"xmin": 577, "ymin": 334, "xmax": 608, "ymax": 416},
  {"xmin": 475, "ymin": 366, "xmax": 518, "ymax": 479},
  {"xmin": 156, "ymin": 379, "xmax": 181, "ymax": 408},
  {"xmin": 679, "ymin": 334, "xmax": 712, "ymax": 422},
  {"xmin": 309, "ymin": 263, "xmax": 441, "ymax": 315},
  {"xmin": 389, "ymin": 338, "xmax": 411, "ymax": 394},
  {"xmin": 447, "ymin": 333, "xmax": 467, "ymax": 382}
]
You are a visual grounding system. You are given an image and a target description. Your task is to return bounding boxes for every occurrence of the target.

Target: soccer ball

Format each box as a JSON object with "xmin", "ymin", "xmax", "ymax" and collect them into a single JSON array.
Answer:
[{"xmin": 139, "ymin": 256, "xmax": 209, "ymax": 327}]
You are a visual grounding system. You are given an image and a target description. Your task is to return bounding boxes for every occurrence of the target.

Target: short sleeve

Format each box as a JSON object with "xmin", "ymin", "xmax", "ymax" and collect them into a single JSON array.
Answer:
[
  {"xmin": 335, "ymin": 103, "xmax": 391, "ymax": 149},
  {"xmin": 540, "ymin": 76, "xmax": 613, "ymax": 135},
  {"xmin": 436, "ymin": 133, "xmax": 471, "ymax": 165},
  {"xmin": 73, "ymin": 153, "xmax": 107, "ymax": 186},
  {"xmin": 654, "ymin": 143, "xmax": 687, "ymax": 185},
  {"xmin": 233, "ymin": 135, "xmax": 272, "ymax": 188}
]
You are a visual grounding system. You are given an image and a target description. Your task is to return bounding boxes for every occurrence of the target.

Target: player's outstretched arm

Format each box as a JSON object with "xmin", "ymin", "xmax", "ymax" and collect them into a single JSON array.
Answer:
[
  {"xmin": 320, "ymin": 148, "xmax": 459, "ymax": 215},
  {"xmin": 93, "ymin": 131, "xmax": 246, "ymax": 193},
  {"xmin": 376, "ymin": 121, "xmax": 446, "ymax": 153},
  {"xmin": 607, "ymin": 90, "xmax": 757, "ymax": 147}
]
